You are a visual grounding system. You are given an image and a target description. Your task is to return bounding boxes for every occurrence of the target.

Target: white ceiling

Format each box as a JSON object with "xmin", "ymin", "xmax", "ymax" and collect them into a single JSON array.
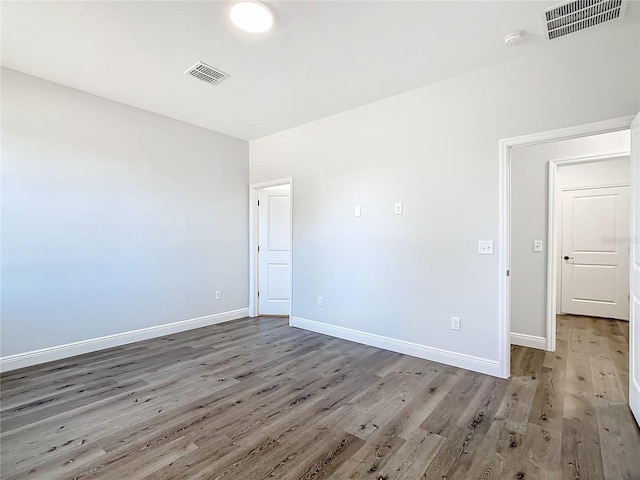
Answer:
[{"xmin": 2, "ymin": 1, "xmax": 638, "ymax": 140}]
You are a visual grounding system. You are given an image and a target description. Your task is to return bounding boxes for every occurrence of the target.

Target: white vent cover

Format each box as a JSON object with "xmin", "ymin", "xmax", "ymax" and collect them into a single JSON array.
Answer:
[
  {"xmin": 542, "ymin": 0, "xmax": 627, "ymax": 39},
  {"xmin": 184, "ymin": 62, "xmax": 229, "ymax": 85}
]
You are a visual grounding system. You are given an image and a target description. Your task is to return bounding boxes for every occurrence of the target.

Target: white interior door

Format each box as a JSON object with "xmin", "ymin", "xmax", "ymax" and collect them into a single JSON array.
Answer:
[
  {"xmin": 561, "ymin": 186, "xmax": 630, "ymax": 320},
  {"xmin": 630, "ymin": 113, "xmax": 640, "ymax": 425},
  {"xmin": 258, "ymin": 184, "xmax": 291, "ymax": 315}
]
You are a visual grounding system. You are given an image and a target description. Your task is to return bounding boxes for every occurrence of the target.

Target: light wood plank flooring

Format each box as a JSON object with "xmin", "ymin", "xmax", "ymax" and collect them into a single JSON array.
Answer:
[{"xmin": 1, "ymin": 314, "xmax": 639, "ymax": 479}]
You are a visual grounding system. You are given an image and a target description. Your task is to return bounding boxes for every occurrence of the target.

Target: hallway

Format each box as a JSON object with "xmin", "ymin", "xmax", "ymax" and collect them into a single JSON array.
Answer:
[{"xmin": 509, "ymin": 314, "xmax": 639, "ymax": 479}]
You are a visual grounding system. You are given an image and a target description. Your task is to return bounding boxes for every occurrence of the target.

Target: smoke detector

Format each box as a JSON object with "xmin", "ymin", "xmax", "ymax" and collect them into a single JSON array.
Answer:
[
  {"xmin": 542, "ymin": 0, "xmax": 627, "ymax": 40},
  {"xmin": 504, "ymin": 31, "xmax": 526, "ymax": 46},
  {"xmin": 184, "ymin": 62, "xmax": 229, "ymax": 85}
]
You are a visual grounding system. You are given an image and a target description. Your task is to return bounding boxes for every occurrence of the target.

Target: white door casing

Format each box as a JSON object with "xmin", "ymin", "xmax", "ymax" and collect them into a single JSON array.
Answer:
[
  {"xmin": 499, "ymin": 116, "xmax": 635, "ymax": 379},
  {"xmin": 630, "ymin": 112, "xmax": 640, "ymax": 425},
  {"xmin": 560, "ymin": 186, "xmax": 630, "ymax": 320},
  {"xmin": 258, "ymin": 185, "xmax": 291, "ymax": 315}
]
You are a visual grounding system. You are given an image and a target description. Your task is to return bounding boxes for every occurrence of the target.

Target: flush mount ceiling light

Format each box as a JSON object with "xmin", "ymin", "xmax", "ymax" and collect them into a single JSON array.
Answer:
[{"xmin": 230, "ymin": 1, "xmax": 273, "ymax": 33}]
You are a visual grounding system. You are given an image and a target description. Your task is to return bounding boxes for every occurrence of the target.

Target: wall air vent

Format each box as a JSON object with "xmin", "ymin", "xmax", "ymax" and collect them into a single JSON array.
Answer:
[
  {"xmin": 184, "ymin": 62, "xmax": 229, "ymax": 85},
  {"xmin": 542, "ymin": 0, "xmax": 627, "ymax": 40}
]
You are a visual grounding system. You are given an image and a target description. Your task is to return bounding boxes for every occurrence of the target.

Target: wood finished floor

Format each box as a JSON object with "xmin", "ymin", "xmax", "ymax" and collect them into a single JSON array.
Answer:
[{"xmin": 1, "ymin": 315, "xmax": 639, "ymax": 479}]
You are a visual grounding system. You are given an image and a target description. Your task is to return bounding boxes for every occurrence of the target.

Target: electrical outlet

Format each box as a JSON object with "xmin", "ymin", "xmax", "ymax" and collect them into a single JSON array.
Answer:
[
  {"xmin": 533, "ymin": 240, "xmax": 543, "ymax": 252},
  {"xmin": 451, "ymin": 316, "xmax": 461, "ymax": 331},
  {"xmin": 317, "ymin": 296, "xmax": 323, "ymax": 307},
  {"xmin": 395, "ymin": 202, "xmax": 403, "ymax": 215},
  {"xmin": 215, "ymin": 291, "xmax": 221, "ymax": 300}
]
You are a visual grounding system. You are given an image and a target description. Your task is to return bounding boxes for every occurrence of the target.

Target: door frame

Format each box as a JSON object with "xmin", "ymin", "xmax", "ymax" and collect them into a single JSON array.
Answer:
[
  {"xmin": 248, "ymin": 177, "xmax": 293, "ymax": 318},
  {"xmin": 549, "ymin": 155, "xmax": 630, "ymax": 346},
  {"xmin": 498, "ymin": 115, "xmax": 634, "ymax": 379}
]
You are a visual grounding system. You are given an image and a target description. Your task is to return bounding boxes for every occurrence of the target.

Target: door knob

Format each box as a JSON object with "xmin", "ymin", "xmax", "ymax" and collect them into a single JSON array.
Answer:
[{"xmin": 563, "ymin": 255, "xmax": 574, "ymax": 260}]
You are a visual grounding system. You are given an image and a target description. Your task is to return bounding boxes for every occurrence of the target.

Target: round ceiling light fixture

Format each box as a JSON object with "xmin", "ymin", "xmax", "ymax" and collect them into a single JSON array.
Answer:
[{"xmin": 230, "ymin": 1, "xmax": 274, "ymax": 34}]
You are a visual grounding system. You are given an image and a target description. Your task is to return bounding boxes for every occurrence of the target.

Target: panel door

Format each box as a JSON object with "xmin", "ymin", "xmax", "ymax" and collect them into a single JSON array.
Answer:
[
  {"xmin": 561, "ymin": 186, "xmax": 630, "ymax": 320},
  {"xmin": 258, "ymin": 185, "xmax": 291, "ymax": 315}
]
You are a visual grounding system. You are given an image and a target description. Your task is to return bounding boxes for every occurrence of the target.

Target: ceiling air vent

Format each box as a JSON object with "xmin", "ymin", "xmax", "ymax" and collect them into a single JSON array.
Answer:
[
  {"xmin": 542, "ymin": 0, "xmax": 627, "ymax": 40},
  {"xmin": 184, "ymin": 62, "xmax": 229, "ymax": 85}
]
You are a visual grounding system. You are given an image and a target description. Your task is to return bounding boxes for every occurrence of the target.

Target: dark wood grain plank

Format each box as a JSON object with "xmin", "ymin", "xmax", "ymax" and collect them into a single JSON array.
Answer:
[{"xmin": 1, "ymin": 315, "xmax": 637, "ymax": 480}]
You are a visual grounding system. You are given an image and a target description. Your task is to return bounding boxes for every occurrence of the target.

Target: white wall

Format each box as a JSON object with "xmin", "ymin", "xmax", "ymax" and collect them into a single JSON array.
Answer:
[
  {"xmin": 557, "ymin": 155, "xmax": 630, "ymax": 189},
  {"xmin": 1, "ymin": 68, "xmax": 249, "ymax": 357},
  {"xmin": 511, "ymin": 131, "xmax": 630, "ymax": 344},
  {"xmin": 249, "ymin": 23, "xmax": 640, "ymax": 375}
]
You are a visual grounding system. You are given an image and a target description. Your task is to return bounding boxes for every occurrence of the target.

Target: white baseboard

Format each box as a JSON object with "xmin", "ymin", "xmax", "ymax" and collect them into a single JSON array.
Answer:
[
  {"xmin": 510, "ymin": 332, "xmax": 547, "ymax": 350},
  {"xmin": 290, "ymin": 316, "xmax": 502, "ymax": 378},
  {"xmin": 0, "ymin": 308, "xmax": 249, "ymax": 373}
]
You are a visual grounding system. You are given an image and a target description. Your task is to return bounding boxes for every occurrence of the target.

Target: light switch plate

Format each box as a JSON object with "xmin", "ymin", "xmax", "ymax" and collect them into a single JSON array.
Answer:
[
  {"xmin": 478, "ymin": 240, "xmax": 494, "ymax": 255},
  {"xmin": 354, "ymin": 206, "xmax": 361, "ymax": 217},
  {"xmin": 533, "ymin": 240, "xmax": 543, "ymax": 252}
]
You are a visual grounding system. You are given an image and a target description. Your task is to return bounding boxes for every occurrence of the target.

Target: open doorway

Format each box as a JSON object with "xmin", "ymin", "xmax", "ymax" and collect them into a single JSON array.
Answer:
[
  {"xmin": 500, "ymin": 114, "xmax": 640, "ymax": 428},
  {"xmin": 498, "ymin": 116, "xmax": 636, "ymax": 377},
  {"xmin": 509, "ymin": 131, "xmax": 631, "ymax": 352},
  {"xmin": 248, "ymin": 178, "xmax": 293, "ymax": 318}
]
